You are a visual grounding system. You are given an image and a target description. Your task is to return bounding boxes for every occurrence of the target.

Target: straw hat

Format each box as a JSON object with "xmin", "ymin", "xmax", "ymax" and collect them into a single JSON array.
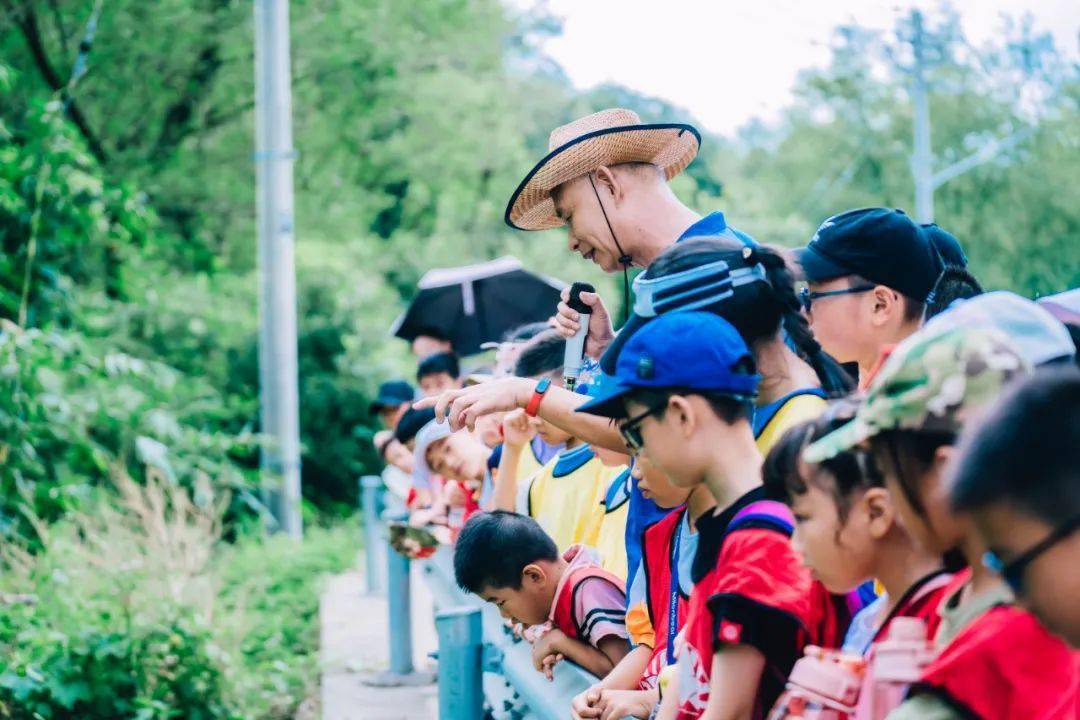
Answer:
[{"xmin": 504, "ymin": 108, "xmax": 701, "ymax": 231}]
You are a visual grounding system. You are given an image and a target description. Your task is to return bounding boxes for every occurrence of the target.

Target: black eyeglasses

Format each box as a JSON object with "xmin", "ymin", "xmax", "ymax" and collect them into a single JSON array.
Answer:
[
  {"xmin": 983, "ymin": 516, "xmax": 1080, "ymax": 594},
  {"xmin": 799, "ymin": 285, "xmax": 876, "ymax": 313},
  {"xmin": 618, "ymin": 405, "xmax": 665, "ymax": 452}
]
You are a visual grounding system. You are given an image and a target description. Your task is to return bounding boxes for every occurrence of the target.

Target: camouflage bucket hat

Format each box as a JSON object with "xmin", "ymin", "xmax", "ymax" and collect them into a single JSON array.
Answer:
[{"xmin": 804, "ymin": 326, "xmax": 1031, "ymax": 463}]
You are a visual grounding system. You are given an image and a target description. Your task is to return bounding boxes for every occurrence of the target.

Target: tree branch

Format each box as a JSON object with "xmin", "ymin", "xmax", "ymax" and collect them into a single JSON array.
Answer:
[{"xmin": 8, "ymin": 1, "xmax": 108, "ymax": 163}]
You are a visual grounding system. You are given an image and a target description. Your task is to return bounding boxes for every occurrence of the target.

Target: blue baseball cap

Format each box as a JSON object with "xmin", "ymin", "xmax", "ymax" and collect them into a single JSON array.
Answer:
[
  {"xmin": 369, "ymin": 380, "xmax": 416, "ymax": 414},
  {"xmin": 577, "ymin": 311, "xmax": 759, "ymax": 419}
]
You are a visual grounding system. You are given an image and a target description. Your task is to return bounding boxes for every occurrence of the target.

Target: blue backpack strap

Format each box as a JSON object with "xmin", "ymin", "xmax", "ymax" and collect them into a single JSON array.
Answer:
[{"xmin": 726, "ymin": 500, "xmax": 795, "ymax": 537}]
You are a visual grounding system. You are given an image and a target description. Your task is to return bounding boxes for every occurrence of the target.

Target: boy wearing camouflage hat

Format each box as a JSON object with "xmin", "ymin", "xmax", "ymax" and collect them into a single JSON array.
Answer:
[{"xmin": 805, "ymin": 325, "xmax": 1078, "ymax": 720}]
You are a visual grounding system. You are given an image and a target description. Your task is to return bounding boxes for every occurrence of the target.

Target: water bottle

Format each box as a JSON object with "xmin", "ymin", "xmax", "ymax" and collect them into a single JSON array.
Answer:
[{"xmin": 768, "ymin": 646, "xmax": 865, "ymax": 720}]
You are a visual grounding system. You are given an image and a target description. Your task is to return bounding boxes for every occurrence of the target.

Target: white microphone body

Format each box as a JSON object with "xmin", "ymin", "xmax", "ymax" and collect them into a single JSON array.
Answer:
[
  {"xmin": 563, "ymin": 314, "xmax": 590, "ymax": 389},
  {"xmin": 563, "ymin": 282, "xmax": 595, "ymax": 391}
]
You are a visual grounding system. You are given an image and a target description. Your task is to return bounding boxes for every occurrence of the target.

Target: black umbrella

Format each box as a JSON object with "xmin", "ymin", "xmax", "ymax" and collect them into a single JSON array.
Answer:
[{"xmin": 391, "ymin": 257, "xmax": 566, "ymax": 356}]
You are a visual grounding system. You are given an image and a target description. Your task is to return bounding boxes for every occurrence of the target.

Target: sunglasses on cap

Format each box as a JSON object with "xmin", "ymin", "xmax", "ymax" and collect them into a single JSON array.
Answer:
[
  {"xmin": 633, "ymin": 254, "xmax": 767, "ymax": 319},
  {"xmin": 982, "ymin": 516, "xmax": 1080, "ymax": 595}
]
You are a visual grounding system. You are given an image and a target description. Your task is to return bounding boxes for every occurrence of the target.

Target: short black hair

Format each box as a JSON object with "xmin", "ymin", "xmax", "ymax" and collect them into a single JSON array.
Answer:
[
  {"xmin": 924, "ymin": 266, "xmax": 984, "ymax": 320},
  {"xmin": 514, "ymin": 331, "xmax": 565, "ymax": 378},
  {"xmin": 394, "ymin": 407, "xmax": 435, "ymax": 445},
  {"xmin": 417, "ymin": 352, "xmax": 460, "ymax": 382},
  {"xmin": 624, "ymin": 387, "xmax": 754, "ymax": 426},
  {"xmin": 763, "ymin": 409, "xmax": 884, "ymax": 519},
  {"xmin": 454, "ymin": 511, "xmax": 559, "ymax": 593},
  {"xmin": 950, "ymin": 367, "xmax": 1080, "ymax": 525}
]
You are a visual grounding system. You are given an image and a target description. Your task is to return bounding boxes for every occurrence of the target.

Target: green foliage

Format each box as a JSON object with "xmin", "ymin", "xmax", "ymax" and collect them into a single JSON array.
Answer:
[
  {"xmin": 0, "ymin": 322, "xmax": 258, "ymax": 540},
  {"xmin": 0, "ymin": 476, "xmax": 354, "ymax": 719}
]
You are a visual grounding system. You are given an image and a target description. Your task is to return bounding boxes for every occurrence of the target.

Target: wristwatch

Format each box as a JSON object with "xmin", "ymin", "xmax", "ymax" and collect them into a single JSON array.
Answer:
[{"xmin": 524, "ymin": 377, "xmax": 552, "ymax": 417}]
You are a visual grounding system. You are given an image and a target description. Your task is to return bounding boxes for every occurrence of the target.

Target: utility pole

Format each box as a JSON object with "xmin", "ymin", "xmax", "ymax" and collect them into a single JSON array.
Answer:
[
  {"xmin": 909, "ymin": 9, "xmax": 934, "ymax": 223},
  {"xmin": 904, "ymin": 9, "xmax": 1031, "ymax": 224},
  {"xmin": 254, "ymin": 0, "xmax": 302, "ymax": 539}
]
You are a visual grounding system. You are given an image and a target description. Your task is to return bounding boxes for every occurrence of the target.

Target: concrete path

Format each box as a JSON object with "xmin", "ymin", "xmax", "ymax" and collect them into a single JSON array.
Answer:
[{"xmin": 320, "ymin": 564, "xmax": 439, "ymax": 720}]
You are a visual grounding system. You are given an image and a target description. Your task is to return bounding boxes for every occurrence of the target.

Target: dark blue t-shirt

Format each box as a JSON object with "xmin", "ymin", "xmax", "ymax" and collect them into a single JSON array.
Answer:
[
  {"xmin": 677, "ymin": 211, "xmax": 757, "ymax": 247},
  {"xmin": 624, "ymin": 461, "xmax": 673, "ymax": 590}
]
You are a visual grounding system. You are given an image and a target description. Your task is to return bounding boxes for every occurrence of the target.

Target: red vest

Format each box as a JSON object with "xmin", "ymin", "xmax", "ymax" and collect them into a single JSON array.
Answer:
[
  {"xmin": 551, "ymin": 564, "xmax": 625, "ymax": 641},
  {"xmin": 675, "ymin": 500, "xmax": 818, "ymax": 720},
  {"xmin": 639, "ymin": 508, "xmax": 692, "ymax": 688},
  {"xmin": 913, "ymin": 571, "xmax": 1080, "ymax": 720}
]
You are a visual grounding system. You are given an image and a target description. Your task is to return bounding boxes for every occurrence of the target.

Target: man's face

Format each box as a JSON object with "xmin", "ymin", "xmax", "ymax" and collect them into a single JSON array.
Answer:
[
  {"xmin": 426, "ymin": 432, "xmax": 488, "ymax": 482},
  {"xmin": 553, "ymin": 176, "xmax": 625, "ymax": 273},
  {"xmin": 479, "ymin": 575, "xmax": 551, "ymax": 627},
  {"xmin": 972, "ymin": 502, "xmax": 1080, "ymax": 646},
  {"xmin": 412, "ymin": 335, "xmax": 452, "ymax": 359},
  {"xmin": 419, "ymin": 372, "xmax": 460, "ymax": 397},
  {"xmin": 805, "ymin": 277, "xmax": 875, "ymax": 365}
]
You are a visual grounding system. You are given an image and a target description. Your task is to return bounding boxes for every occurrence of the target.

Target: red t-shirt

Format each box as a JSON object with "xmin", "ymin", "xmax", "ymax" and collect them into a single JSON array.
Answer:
[
  {"xmin": 911, "ymin": 569, "xmax": 1080, "ymax": 720},
  {"xmin": 673, "ymin": 491, "xmax": 836, "ymax": 720}
]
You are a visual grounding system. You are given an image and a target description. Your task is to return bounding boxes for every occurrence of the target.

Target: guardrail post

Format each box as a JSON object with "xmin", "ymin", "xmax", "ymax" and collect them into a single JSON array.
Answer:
[
  {"xmin": 360, "ymin": 475, "xmax": 385, "ymax": 594},
  {"xmin": 435, "ymin": 607, "xmax": 484, "ymax": 720},
  {"xmin": 384, "ymin": 508, "xmax": 414, "ymax": 676}
]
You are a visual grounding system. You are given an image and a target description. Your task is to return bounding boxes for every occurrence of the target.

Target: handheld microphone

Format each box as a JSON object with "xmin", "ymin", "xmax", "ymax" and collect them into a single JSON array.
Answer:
[{"xmin": 563, "ymin": 282, "xmax": 594, "ymax": 391}]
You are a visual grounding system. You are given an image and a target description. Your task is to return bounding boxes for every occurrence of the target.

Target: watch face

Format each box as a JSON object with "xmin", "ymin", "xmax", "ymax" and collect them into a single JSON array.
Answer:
[{"xmin": 537, "ymin": 377, "xmax": 551, "ymax": 392}]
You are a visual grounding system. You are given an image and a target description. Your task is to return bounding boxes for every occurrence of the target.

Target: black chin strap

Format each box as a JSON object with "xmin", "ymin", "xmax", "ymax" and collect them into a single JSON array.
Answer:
[{"xmin": 588, "ymin": 173, "xmax": 632, "ymax": 325}]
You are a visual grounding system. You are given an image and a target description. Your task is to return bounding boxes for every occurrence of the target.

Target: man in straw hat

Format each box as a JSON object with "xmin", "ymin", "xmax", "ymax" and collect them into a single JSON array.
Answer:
[
  {"xmin": 416, "ymin": 109, "xmax": 751, "ymax": 450},
  {"xmin": 506, "ymin": 108, "xmax": 754, "ymax": 359}
]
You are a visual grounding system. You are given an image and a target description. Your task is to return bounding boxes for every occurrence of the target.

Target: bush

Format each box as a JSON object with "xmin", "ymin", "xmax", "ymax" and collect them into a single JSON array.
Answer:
[{"xmin": 0, "ymin": 473, "xmax": 355, "ymax": 720}]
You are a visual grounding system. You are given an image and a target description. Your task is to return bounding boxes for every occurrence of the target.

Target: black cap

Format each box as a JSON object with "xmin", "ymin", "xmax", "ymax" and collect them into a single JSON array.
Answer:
[
  {"xmin": 369, "ymin": 380, "xmax": 416, "ymax": 414},
  {"xmin": 920, "ymin": 223, "xmax": 967, "ymax": 268},
  {"xmin": 393, "ymin": 407, "xmax": 435, "ymax": 445},
  {"xmin": 795, "ymin": 208, "xmax": 944, "ymax": 301}
]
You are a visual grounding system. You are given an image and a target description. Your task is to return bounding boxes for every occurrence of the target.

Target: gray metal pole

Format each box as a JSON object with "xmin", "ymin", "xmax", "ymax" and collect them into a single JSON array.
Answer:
[
  {"xmin": 361, "ymin": 476, "xmax": 385, "ymax": 594},
  {"xmin": 435, "ymin": 607, "xmax": 484, "ymax": 720},
  {"xmin": 254, "ymin": 0, "xmax": 302, "ymax": 539},
  {"xmin": 910, "ymin": 9, "xmax": 935, "ymax": 223},
  {"xmin": 385, "ymin": 510, "xmax": 414, "ymax": 676}
]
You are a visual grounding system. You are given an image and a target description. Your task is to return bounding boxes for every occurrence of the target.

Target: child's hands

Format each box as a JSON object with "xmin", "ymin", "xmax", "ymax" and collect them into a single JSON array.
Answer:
[
  {"xmin": 597, "ymin": 689, "xmax": 655, "ymax": 720},
  {"xmin": 539, "ymin": 652, "xmax": 564, "ymax": 681},
  {"xmin": 571, "ymin": 685, "xmax": 605, "ymax": 720},
  {"xmin": 502, "ymin": 408, "xmax": 536, "ymax": 448},
  {"xmin": 531, "ymin": 628, "xmax": 567, "ymax": 675}
]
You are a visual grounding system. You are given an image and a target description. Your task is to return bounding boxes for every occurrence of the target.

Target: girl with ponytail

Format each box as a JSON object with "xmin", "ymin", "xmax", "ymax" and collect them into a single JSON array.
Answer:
[{"xmin": 599, "ymin": 235, "xmax": 855, "ymax": 454}]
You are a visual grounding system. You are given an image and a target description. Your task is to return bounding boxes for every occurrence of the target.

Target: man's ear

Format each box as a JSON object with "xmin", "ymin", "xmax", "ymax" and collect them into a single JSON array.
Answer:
[
  {"xmin": 521, "ymin": 563, "xmax": 546, "ymax": 587},
  {"xmin": 593, "ymin": 166, "xmax": 623, "ymax": 203},
  {"xmin": 870, "ymin": 285, "xmax": 900, "ymax": 327},
  {"xmin": 862, "ymin": 487, "xmax": 895, "ymax": 539},
  {"xmin": 667, "ymin": 395, "xmax": 696, "ymax": 439}
]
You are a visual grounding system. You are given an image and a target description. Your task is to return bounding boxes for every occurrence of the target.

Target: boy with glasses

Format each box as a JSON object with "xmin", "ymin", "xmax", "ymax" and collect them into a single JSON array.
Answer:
[
  {"xmin": 577, "ymin": 311, "xmax": 840, "ymax": 720},
  {"xmin": 795, "ymin": 208, "xmax": 952, "ymax": 384},
  {"xmin": 949, "ymin": 366, "xmax": 1080, "ymax": 646}
]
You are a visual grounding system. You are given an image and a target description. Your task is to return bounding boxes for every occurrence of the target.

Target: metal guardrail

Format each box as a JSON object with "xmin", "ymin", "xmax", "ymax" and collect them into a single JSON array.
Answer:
[{"xmin": 361, "ymin": 472, "xmax": 608, "ymax": 719}]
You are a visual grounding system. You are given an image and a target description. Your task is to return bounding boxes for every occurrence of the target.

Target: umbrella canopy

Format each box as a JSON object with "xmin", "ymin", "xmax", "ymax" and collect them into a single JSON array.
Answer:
[{"xmin": 391, "ymin": 257, "xmax": 565, "ymax": 356}]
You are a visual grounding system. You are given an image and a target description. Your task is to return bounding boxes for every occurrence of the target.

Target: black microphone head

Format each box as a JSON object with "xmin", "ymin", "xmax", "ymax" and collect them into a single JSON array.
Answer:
[{"xmin": 568, "ymin": 282, "xmax": 595, "ymax": 314}]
